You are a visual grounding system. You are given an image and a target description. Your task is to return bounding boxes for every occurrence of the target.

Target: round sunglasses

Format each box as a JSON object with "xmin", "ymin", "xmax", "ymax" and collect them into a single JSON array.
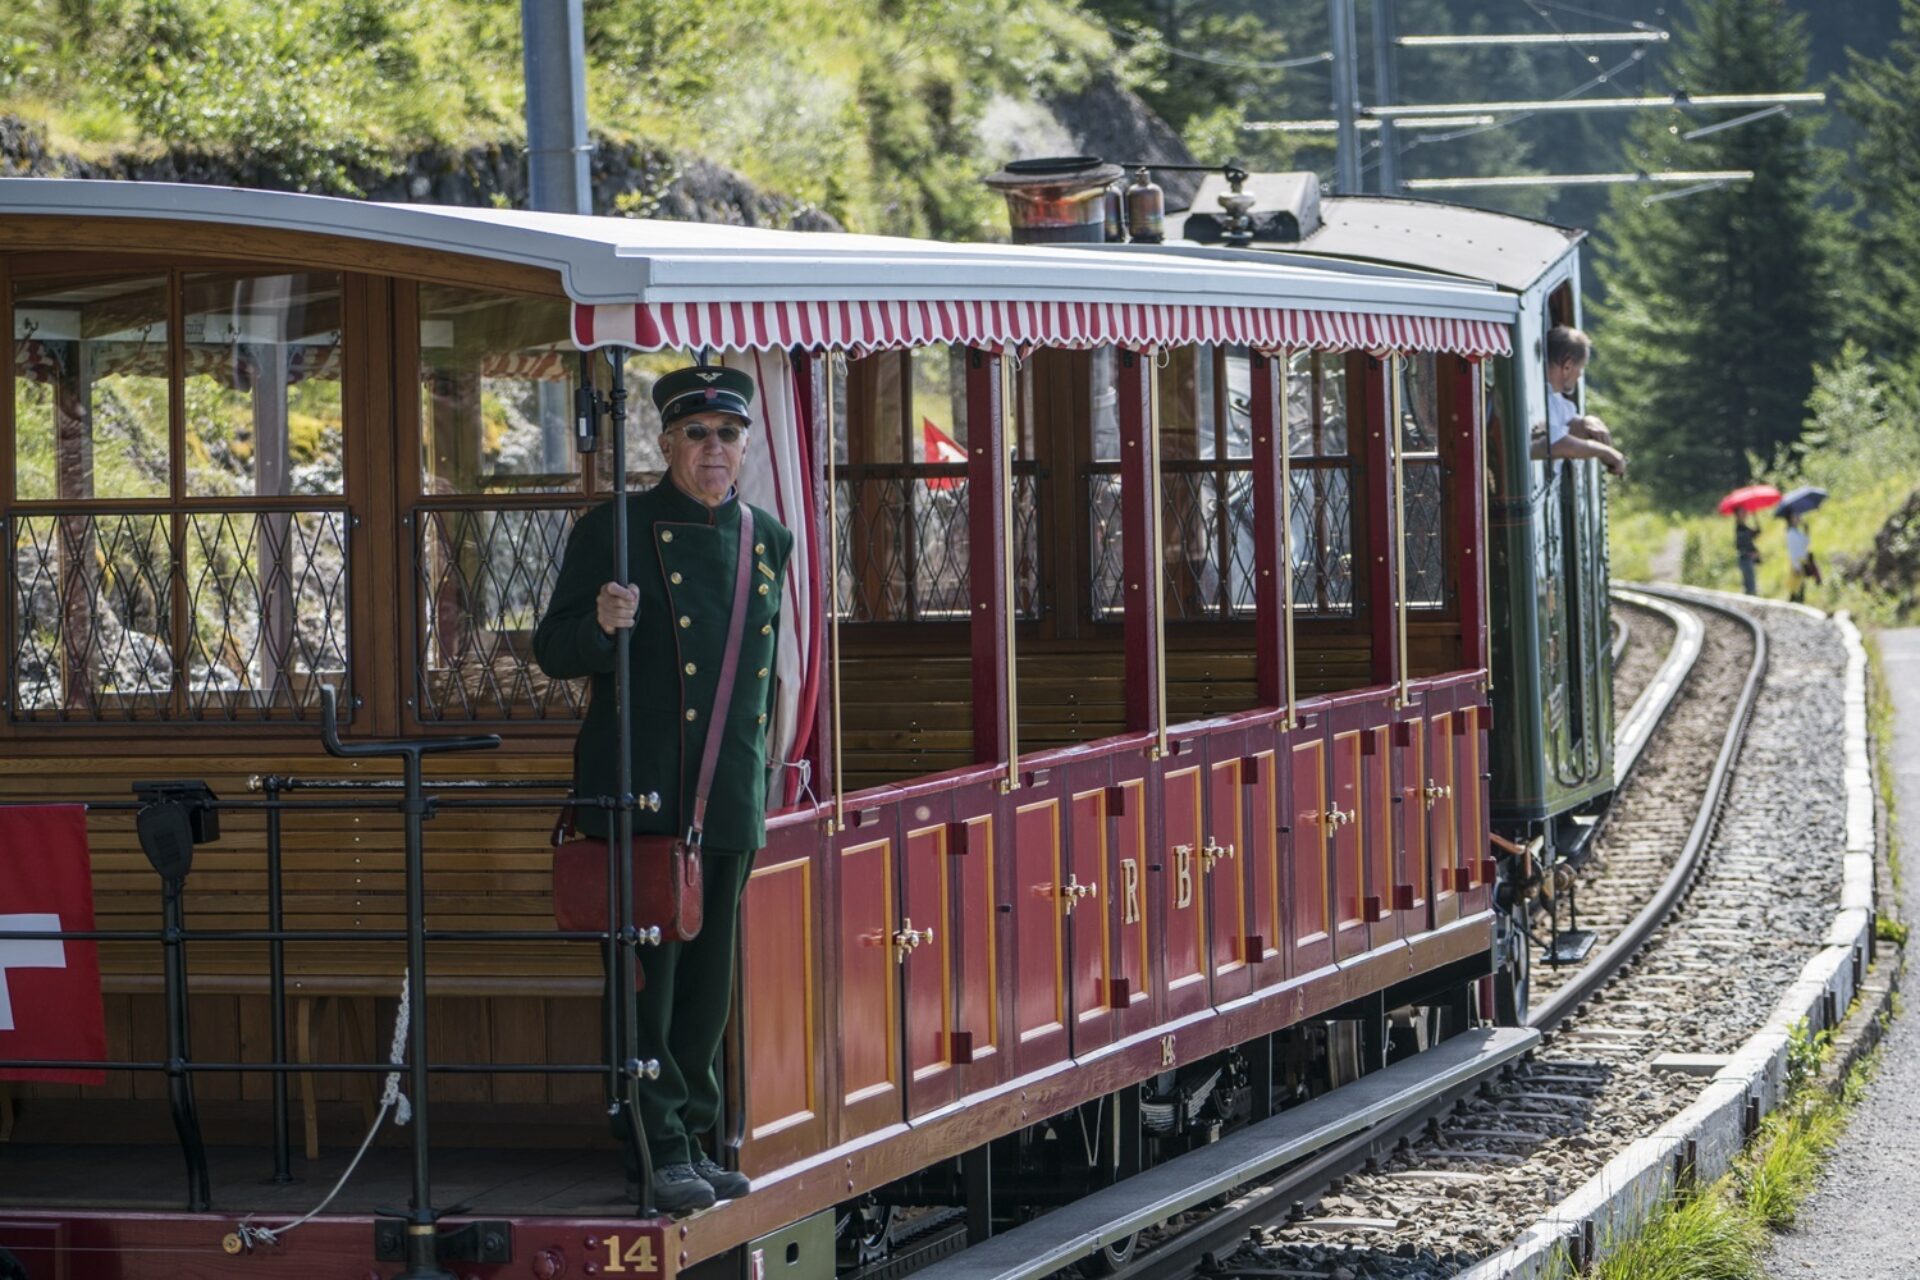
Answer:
[{"xmin": 675, "ymin": 422, "xmax": 749, "ymax": 444}]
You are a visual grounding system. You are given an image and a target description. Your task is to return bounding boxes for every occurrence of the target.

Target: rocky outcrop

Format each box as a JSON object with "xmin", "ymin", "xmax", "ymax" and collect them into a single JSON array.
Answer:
[
  {"xmin": 1042, "ymin": 78, "xmax": 1203, "ymax": 208},
  {"xmin": 1854, "ymin": 488, "xmax": 1920, "ymax": 618},
  {"xmin": 0, "ymin": 116, "xmax": 839, "ymax": 230}
]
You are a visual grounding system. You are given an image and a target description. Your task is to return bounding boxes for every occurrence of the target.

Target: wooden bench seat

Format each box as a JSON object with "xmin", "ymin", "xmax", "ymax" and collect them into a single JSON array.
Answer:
[{"xmin": 0, "ymin": 750, "xmax": 613, "ymax": 1149}]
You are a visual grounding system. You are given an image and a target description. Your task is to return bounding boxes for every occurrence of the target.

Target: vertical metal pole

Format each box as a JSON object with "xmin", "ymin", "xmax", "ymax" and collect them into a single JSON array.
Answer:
[
  {"xmin": 265, "ymin": 777, "xmax": 292, "ymax": 1183},
  {"xmin": 1390, "ymin": 357, "xmax": 1410, "ymax": 708},
  {"xmin": 161, "ymin": 875, "xmax": 210, "ymax": 1211},
  {"xmin": 1329, "ymin": 0, "xmax": 1364, "ymax": 195},
  {"xmin": 1370, "ymin": 0, "xmax": 1399, "ymax": 194},
  {"xmin": 607, "ymin": 352, "xmax": 656, "ymax": 1212},
  {"xmin": 1280, "ymin": 356, "xmax": 1298, "ymax": 730},
  {"xmin": 398, "ymin": 750, "xmax": 447, "ymax": 1279},
  {"xmin": 827, "ymin": 353, "xmax": 846, "ymax": 831},
  {"xmin": 521, "ymin": 0, "xmax": 592, "ymax": 214},
  {"xmin": 999, "ymin": 355, "xmax": 1020, "ymax": 794},
  {"xmin": 1148, "ymin": 355, "xmax": 1169, "ymax": 759}
]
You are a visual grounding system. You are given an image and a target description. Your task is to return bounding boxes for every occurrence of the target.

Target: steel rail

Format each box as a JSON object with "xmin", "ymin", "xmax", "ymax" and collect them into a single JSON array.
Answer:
[
  {"xmin": 1061, "ymin": 589, "xmax": 1762, "ymax": 1280},
  {"xmin": 1527, "ymin": 587, "xmax": 1765, "ymax": 1031},
  {"xmin": 1609, "ymin": 587, "xmax": 1705, "ymax": 783}
]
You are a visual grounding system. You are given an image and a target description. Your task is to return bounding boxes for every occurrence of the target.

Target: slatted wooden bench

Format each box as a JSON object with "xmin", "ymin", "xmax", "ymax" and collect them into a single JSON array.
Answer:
[{"xmin": 0, "ymin": 749, "xmax": 612, "ymax": 1154}]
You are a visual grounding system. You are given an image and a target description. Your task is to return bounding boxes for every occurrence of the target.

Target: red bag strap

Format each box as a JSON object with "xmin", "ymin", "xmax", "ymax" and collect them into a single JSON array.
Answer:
[{"xmin": 688, "ymin": 503, "xmax": 755, "ymax": 846}]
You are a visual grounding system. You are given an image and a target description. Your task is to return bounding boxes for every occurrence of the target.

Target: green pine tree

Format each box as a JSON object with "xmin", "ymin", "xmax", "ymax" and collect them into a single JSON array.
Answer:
[
  {"xmin": 1589, "ymin": 0, "xmax": 1841, "ymax": 507},
  {"xmin": 1839, "ymin": 0, "xmax": 1920, "ymax": 392}
]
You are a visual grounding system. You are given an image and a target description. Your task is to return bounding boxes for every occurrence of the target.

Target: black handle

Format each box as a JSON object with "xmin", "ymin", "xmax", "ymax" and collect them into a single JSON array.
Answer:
[{"xmin": 319, "ymin": 686, "xmax": 501, "ymax": 759}]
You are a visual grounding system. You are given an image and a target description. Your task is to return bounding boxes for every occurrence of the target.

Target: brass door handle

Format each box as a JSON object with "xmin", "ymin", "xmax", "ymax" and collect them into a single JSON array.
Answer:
[
  {"xmin": 1323, "ymin": 807, "xmax": 1354, "ymax": 828},
  {"xmin": 1200, "ymin": 839, "xmax": 1237, "ymax": 873},
  {"xmin": 892, "ymin": 917, "xmax": 933, "ymax": 964},
  {"xmin": 1422, "ymin": 781, "xmax": 1453, "ymax": 809},
  {"xmin": 1059, "ymin": 873, "xmax": 1098, "ymax": 913}
]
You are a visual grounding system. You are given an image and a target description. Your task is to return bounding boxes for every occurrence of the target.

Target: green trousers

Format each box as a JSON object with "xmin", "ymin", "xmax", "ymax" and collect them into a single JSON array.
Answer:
[{"xmin": 612, "ymin": 849, "xmax": 755, "ymax": 1168}]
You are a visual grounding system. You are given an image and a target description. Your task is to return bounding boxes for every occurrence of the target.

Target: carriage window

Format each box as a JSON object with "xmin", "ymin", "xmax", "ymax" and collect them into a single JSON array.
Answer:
[
  {"xmin": 9, "ymin": 270, "xmax": 350, "ymax": 723},
  {"xmin": 1398, "ymin": 353, "xmax": 1448, "ymax": 611},
  {"xmin": 1287, "ymin": 351, "xmax": 1355, "ymax": 617},
  {"xmin": 833, "ymin": 346, "xmax": 976, "ymax": 622},
  {"xmin": 1161, "ymin": 346, "xmax": 1255, "ymax": 621},
  {"xmin": 183, "ymin": 272, "xmax": 345, "ymax": 497},
  {"xmin": 418, "ymin": 287, "xmax": 581, "ymax": 495},
  {"xmin": 14, "ymin": 276, "xmax": 171, "ymax": 501}
]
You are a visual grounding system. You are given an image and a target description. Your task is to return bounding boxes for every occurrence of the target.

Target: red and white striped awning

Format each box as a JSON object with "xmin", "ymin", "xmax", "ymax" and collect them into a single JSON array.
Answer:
[{"xmin": 573, "ymin": 299, "xmax": 1511, "ymax": 358}]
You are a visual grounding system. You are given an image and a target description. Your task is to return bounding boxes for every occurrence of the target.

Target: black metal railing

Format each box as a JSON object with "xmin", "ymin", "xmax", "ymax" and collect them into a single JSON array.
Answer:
[
  {"xmin": 0, "ymin": 688, "xmax": 677, "ymax": 1271},
  {"xmin": 413, "ymin": 503, "xmax": 589, "ymax": 720},
  {"xmin": 1290, "ymin": 464, "xmax": 1357, "ymax": 617},
  {"xmin": 9, "ymin": 507, "xmax": 350, "ymax": 722},
  {"xmin": 832, "ymin": 464, "xmax": 1043, "ymax": 623}
]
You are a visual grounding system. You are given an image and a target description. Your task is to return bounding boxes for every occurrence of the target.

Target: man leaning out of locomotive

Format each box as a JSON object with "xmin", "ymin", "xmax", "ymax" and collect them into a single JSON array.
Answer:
[
  {"xmin": 1531, "ymin": 325, "xmax": 1627, "ymax": 478},
  {"xmin": 533, "ymin": 363, "xmax": 792, "ymax": 1215}
]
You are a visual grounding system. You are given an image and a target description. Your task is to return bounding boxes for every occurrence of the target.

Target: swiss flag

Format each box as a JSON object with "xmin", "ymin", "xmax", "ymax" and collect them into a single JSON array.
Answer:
[
  {"xmin": 923, "ymin": 418, "xmax": 966, "ymax": 491},
  {"xmin": 0, "ymin": 806, "xmax": 105, "ymax": 1085}
]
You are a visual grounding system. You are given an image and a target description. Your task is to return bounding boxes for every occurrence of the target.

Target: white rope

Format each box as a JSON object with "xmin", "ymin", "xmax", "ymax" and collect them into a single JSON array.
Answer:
[{"xmin": 230, "ymin": 969, "xmax": 413, "ymax": 1250}]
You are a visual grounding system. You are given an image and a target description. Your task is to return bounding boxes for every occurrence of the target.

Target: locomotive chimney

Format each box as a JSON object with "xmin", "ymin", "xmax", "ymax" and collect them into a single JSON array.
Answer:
[{"xmin": 985, "ymin": 156, "xmax": 1126, "ymax": 245}]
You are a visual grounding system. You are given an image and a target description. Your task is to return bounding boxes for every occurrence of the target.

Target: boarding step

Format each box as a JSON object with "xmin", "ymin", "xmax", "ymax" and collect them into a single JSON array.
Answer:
[
  {"xmin": 910, "ymin": 1026, "xmax": 1539, "ymax": 1280},
  {"xmin": 1544, "ymin": 929, "xmax": 1598, "ymax": 966}
]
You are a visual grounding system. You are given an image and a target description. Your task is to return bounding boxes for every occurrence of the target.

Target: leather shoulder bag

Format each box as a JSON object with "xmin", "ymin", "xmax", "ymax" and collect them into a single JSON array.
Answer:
[{"xmin": 551, "ymin": 505, "xmax": 757, "ymax": 943}]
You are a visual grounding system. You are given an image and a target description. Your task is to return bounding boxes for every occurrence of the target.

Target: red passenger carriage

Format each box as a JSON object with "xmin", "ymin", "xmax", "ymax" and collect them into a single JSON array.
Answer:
[{"xmin": 0, "ymin": 179, "xmax": 1521, "ymax": 1280}]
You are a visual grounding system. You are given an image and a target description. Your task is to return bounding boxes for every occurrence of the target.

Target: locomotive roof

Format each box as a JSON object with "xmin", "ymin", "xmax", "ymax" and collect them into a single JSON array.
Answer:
[
  {"xmin": 1171, "ymin": 191, "xmax": 1584, "ymax": 294},
  {"xmin": 0, "ymin": 179, "xmax": 1515, "ymax": 326}
]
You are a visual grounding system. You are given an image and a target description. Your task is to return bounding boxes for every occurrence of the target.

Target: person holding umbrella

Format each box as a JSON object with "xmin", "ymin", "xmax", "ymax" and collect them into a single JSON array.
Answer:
[
  {"xmin": 1717, "ymin": 485, "xmax": 1780, "ymax": 596},
  {"xmin": 1778, "ymin": 486, "xmax": 1828, "ymax": 603}
]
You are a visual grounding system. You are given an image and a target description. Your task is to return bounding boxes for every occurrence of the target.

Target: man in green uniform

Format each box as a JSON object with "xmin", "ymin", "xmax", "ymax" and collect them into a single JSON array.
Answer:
[{"xmin": 535, "ymin": 364, "xmax": 791, "ymax": 1213}]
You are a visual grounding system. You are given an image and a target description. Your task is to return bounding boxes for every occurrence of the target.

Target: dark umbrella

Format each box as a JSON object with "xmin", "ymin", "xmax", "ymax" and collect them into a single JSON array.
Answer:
[{"xmin": 1775, "ymin": 486, "xmax": 1828, "ymax": 519}]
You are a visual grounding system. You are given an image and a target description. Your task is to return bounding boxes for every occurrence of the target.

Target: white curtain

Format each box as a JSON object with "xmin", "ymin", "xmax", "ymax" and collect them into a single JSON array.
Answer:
[{"xmin": 726, "ymin": 348, "xmax": 817, "ymax": 802}]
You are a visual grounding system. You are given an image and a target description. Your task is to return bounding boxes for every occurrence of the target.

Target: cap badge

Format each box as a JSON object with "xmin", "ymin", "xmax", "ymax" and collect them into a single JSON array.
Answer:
[{"xmin": 696, "ymin": 371, "xmax": 723, "ymax": 383}]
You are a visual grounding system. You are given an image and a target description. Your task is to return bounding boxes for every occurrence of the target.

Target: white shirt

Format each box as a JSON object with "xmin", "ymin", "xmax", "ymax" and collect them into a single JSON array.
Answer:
[
  {"xmin": 1547, "ymin": 391, "xmax": 1576, "ymax": 448},
  {"xmin": 1787, "ymin": 526, "xmax": 1810, "ymax": 568}
]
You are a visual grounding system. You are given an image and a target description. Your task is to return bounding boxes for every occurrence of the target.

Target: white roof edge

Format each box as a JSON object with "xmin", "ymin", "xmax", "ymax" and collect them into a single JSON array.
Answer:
[{"xmin": 0, "ymin": 178, "xmax": 1517, "ymax": 324}]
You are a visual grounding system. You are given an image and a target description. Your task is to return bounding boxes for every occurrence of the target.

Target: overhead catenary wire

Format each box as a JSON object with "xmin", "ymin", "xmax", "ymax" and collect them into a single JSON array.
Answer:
[
  {"xmin": 1681, "ymin": 103, "xmax": 1789, "ymax": 140},
  {"xmin": 1081, "ymin": 11, "xmax": 1333, "ymax": 73},
  {"xmin": 1398, "ymin": 31, "xmax": 1668, "ymax": 47},
  {"xmin": 1403, "ymin": 168, "xmax": 1754, "ymax": 189}
]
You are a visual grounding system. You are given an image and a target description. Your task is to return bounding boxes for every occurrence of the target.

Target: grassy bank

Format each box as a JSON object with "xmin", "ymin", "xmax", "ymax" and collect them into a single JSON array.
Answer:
[
  {"xmin": 0, "ymin": 0, "xmax": 1107, "ymax": 237},
  {"xmin": 1567, "ymin": 1019, "xmax": 1881, "ymax": 1280},
  {"xmin": 1608, "ymin": 349, "xmax": 1920, "ymax": 625}
]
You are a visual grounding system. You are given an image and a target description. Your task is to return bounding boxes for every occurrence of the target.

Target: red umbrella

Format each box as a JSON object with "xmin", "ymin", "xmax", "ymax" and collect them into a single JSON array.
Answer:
[{"xmin": 1717, "ymin": 484, "xmax": 1781, "ymax": 516}]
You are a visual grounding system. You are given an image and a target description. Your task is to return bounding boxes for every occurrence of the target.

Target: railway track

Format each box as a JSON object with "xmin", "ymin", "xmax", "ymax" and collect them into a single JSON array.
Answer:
[
  {"xmin": 911, "ymin": 589, "xmax": 1854, "ymax": 1280},
  {"xmin": 1213, "ymin": 591, "xmax": 1849, "ymax": 1279}
]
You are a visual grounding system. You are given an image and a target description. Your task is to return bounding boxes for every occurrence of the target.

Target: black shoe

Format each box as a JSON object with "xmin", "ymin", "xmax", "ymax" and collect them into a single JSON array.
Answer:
[
  {"xmin": 693, "ymin": 1155, "xmax": 751, "ymax": 1200},
  {"xmin": 649, "ymin": 1163, "xmax": 716, "ymax": 1214}
]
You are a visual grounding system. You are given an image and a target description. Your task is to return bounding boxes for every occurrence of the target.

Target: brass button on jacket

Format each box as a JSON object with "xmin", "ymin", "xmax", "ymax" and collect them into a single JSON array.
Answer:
[{"xmin": 531, "ymin": 476, "xmax": 794, "ymax": 851}]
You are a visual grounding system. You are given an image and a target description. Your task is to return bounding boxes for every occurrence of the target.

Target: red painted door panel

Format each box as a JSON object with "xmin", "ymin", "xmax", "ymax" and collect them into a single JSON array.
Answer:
[
  {"xmin": 1289, "ymin": 737, "xmax": 1332, "ymax": 975},
  {"xmin": 1161, "ymin": 763, "xmax": 1209, "ymax": 1018},
  {"xmin": 1244, "ymin": 746, "xmax": 1283, "ymax": 986},
  {"xmin": 738, "ymin": 846, "xmax": 823, "ymax": 1175},
  {"xmin": 1396, "ymin": 721, "xmax": 1430, "ymax": 933},
  {"xmin": 949, "ymin": 803, "xmax": 1003, "ymax": 1092},
  {"xmin": 1362, "ymin": 724, "xmax": 1395, "ymax": 950},
  {"xmin": 1427, "ymin": 712, "xmax": 1460, "ymax": 926},
  {"xmin": 1206, "ymin": 745, "xmax": 1252, "ymax": 1004},
  {"xmin": 1068, "ymin": 767, "xmax": 1118, "ymax": 1055},
  {"xmin": 1457, "ymin": 705, "xmax": 1490, "ymax": 910},
  {"xmin": 1331, "ymin": 729, "xmax": 1367, "ymax": 960},
  {"xmin": 1107, "ymin": 772, "xmax": 1155, "ymax": 1035},
  {"xmin": 902, "ymin": 820, "xmax": 956, "ymax": 1117},
  {"xmin": 836, "ymin": 833, "xmax": 901, "ymax": 1140},
  {"xmin": 1012, "ymin": 797, "xmax": 1069, "ymax": 1072}
]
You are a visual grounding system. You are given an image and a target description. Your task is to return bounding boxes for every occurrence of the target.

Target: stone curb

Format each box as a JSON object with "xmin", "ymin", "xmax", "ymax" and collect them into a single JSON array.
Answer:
[{"xmin": 1458, "ymin": 604, "xmax": 1878, "ymax": 1278}]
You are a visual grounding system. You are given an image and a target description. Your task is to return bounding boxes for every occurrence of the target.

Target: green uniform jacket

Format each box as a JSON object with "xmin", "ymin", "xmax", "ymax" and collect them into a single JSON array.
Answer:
[{"xmin": 534, "ymin": 478, "xmax": 793, "ymax": 851}]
